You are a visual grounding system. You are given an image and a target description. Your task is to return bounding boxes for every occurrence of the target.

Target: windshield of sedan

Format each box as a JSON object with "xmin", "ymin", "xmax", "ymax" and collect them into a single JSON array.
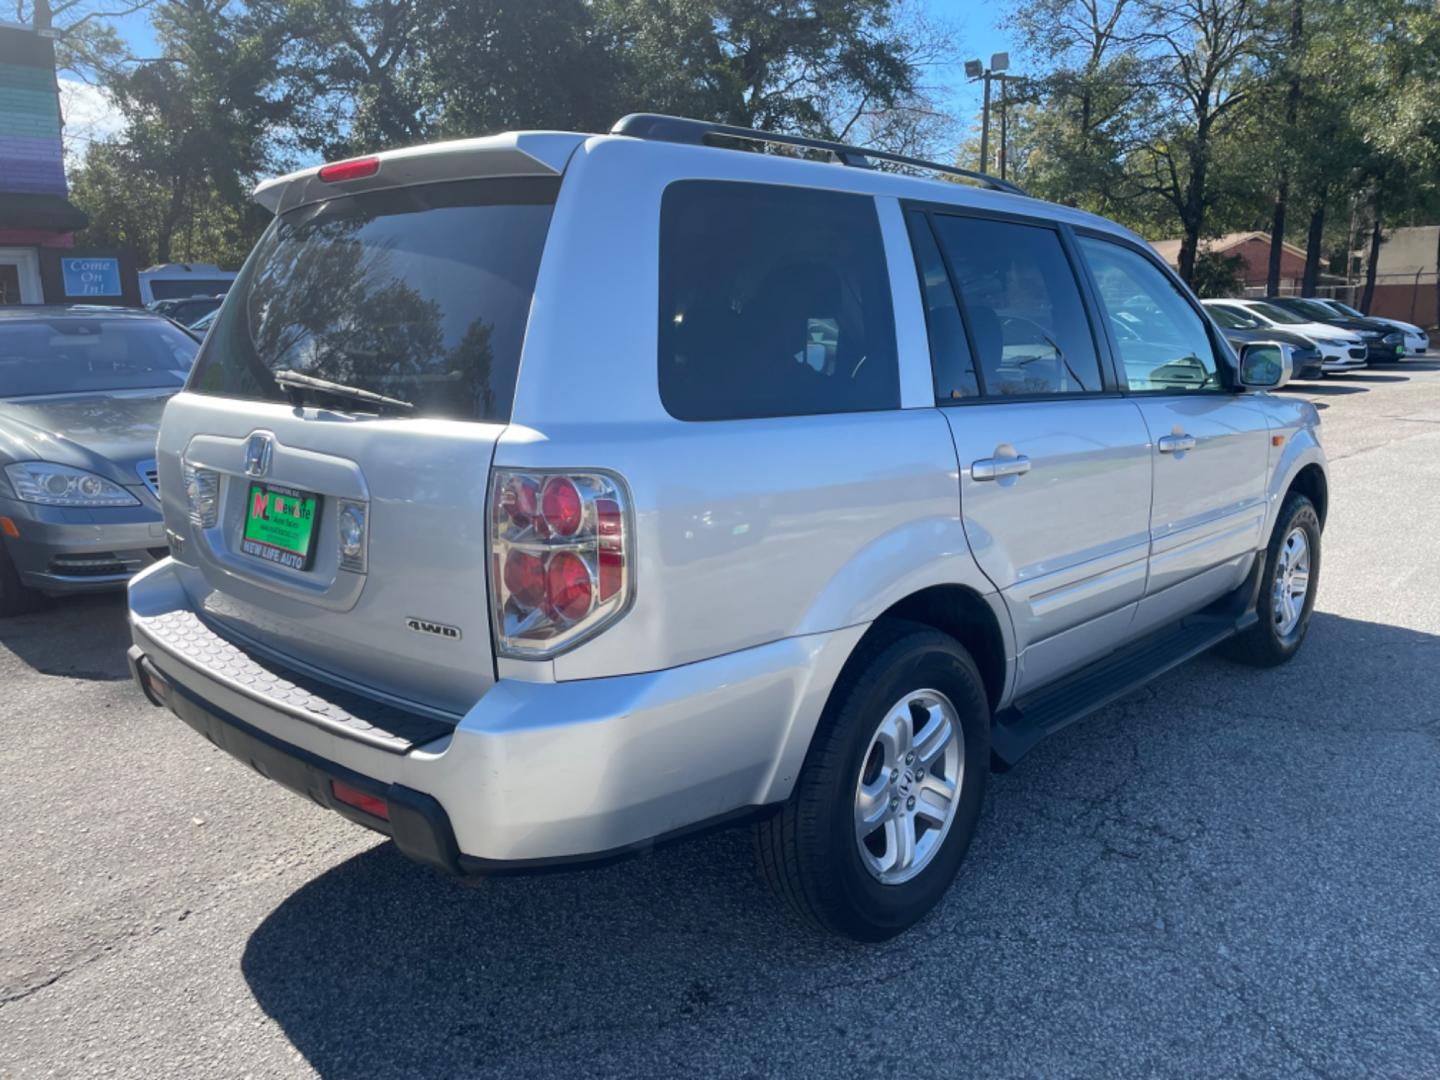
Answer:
[
  {"xmin": 0, "ymin": 318, "xmax": 198, "ymax": 398},
  {"xmin": 1330, "ymin": 300, "xmax": 1365, "ymax": 318},
  {"xmin": 1246, "ymin": 301, "xmax": 1307, "ymax": 325},
  {"xmin": 1207, "ymin": 304, "xmax": 1260, "ymax": 329},
  {"xmin": 1277, "ymin": 297, "xmax": 1337, "ymax": 321}
]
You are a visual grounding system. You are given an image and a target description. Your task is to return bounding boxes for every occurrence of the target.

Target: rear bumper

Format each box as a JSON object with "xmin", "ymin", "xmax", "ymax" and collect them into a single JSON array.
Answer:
[
  {"xmin": 128, "ymin": 558, "xmax": 862, "ymax": 870},
  {"xmin": 1, "ymin": 495, "xmax": 167, "ymax": 592},
  {"xmin": 130, "ymin": 645, "xmax": 466, "ymax": 873},
  {"xmin": 1320, "ymin": 355, "xmax": 1367, "ymax": 372}
]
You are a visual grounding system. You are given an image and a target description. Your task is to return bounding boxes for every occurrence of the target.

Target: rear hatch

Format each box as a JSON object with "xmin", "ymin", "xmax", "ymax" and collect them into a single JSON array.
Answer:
[{"xmin": 158, "ymin": 167, "xmax": 564, "ymax": 715}]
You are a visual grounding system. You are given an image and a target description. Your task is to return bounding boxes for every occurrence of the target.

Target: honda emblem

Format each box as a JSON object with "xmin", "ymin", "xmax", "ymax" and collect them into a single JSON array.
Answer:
[{"xmin": 244, "ymin": 433, "xmax": 273, "ymax": 478}]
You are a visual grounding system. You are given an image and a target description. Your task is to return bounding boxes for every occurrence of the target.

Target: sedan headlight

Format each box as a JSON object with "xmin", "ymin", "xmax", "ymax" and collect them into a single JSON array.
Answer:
[
  {"xmin": 1318, "ymin": 337, "xmax": 1352, "ymax": 347},
  {"xmin": 4, "ymin": 462, "xmax": 141, "ymax": 507}
]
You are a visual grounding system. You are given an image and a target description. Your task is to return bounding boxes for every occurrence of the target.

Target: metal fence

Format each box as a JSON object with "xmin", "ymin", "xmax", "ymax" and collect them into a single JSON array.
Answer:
[{"xmin": 1244, "ymin": 272, "xmax": 1438, "ymax": 328}]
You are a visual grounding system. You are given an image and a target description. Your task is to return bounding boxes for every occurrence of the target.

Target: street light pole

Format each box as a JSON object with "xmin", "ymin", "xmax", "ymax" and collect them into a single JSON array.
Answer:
[
  {"xmin": 999, "ymin": 75, "xmax": 1008, "ymax": 180},
  {"xmin": 967, "ymin": 52, "xmax": 1011, "ymax": 177},
  {"xmin": 980, "ymin": 74, "xmax": 992, "ymax": 175}
]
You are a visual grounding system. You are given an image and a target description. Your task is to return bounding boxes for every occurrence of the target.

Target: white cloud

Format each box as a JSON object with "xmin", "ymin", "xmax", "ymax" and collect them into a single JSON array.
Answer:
[{"xmin": 57, "ymin": 78, "xmax": 126, "ymax": 165}]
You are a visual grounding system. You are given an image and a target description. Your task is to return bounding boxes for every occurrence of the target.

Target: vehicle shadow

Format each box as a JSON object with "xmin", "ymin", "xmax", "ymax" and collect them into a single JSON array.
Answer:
[
  {"xmin": 1335, "ymin": 372, "xmax": 1409, "ymax": 383},
  {"xmin": 0, "ymin": 592, "xmax": 132, "ymax": 680},
  {"xmin": 240, "ymin": 610, "xmax": 1440, "ymax": 1079},
  {"xmin": 1286, "ymin": 381, "xmax": 1367, "ymax": 396}
]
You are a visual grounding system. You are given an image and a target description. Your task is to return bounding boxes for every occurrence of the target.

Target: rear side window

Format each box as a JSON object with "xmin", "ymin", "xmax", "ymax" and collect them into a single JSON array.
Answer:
[
  {"xmin": 189, "ymin": 177, "xmax": 557, "ymax": 422},
  {"xmin": 905, "ymin": 210, "xmax": 978, "ymax": 401},
  {"xmin": 658, "ymin": 181, "xmax": 899, "ymax": 421},
  {"xmin": 929, "ymin": 214, "xmax": 1102, "ymax": 397}
]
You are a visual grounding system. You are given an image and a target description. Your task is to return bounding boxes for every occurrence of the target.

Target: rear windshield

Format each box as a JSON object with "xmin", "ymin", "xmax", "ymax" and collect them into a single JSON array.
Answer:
[
  {"xmin": 189, "ymin": 177, "xmax": 558, "ymax": 422},
  {"xmin": 0, "ymin": 317, "xmax": 198, "ymax": 398}
]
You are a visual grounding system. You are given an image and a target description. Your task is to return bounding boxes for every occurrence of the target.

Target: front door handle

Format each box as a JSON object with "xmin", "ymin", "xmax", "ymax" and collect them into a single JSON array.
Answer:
[
  {"xmin": 1157, "ymin": 433, "xmax": 1197, "ymax": 454},
  {"xmin": 972, "ymin": 454, "xmax": 1032, "ymax": 481}
]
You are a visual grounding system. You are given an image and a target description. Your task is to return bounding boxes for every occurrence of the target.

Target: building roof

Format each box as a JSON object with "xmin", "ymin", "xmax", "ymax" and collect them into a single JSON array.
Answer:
[
  {"xmin": 0, "ymin": 192, "xmax": 88, "ymax": 231},
  {"xmin": 1147, "ymin": 231, "xmax": 1307, "ymax": 267}
]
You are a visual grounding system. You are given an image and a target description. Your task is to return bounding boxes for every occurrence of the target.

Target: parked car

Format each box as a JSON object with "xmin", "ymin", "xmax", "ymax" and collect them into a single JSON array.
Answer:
[
  {"xmin": 148, "ymin": 295, "xmax": 225, "ymax": 329},
  {"xmin": 0, "ymin": 307, "xmax": 200, "ymax": 614},
  {"xmin": 126, "ymin": 116, "xmax": 1328, "ymax": 940},
  {"xmin": 1263, "ymin": 296, "xmax": 1407, "ymax": 362},
  {"xmin": 1307, "ymin": 298, "xmax": 1429, "ymax": 357},
  {"xmin": 187, "ymin": 308, "xmax": 218, "ymax": 336},
  {"xmin": 1204, "ymin": 304, "xmax": 1324, "ymax": 379},
  {"xmin": 1203, "ymin": 299, "xmax": 1368, "ymax": 372}
]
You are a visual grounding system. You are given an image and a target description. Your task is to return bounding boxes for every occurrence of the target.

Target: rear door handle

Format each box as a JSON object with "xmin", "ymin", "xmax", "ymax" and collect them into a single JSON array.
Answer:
[
  {"xmin": 971, "ymin": 455, "xmax": 1032, "ymax": 481},
  {"xmin": 1157, "ymin": 433, "xmax": 1197, "ymax": 454}
]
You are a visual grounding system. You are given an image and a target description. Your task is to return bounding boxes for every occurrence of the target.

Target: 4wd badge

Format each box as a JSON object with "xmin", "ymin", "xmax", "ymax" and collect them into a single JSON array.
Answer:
[{"xmin": 406, "ymin": 617, "xmax": 462, "ymax": 641}]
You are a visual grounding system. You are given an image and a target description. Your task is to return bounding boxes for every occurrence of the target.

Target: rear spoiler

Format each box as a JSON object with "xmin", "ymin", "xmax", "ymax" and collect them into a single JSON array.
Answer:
[{"xmin": 252, "ymin": 131, "xmax": 587, "ymax": 216}]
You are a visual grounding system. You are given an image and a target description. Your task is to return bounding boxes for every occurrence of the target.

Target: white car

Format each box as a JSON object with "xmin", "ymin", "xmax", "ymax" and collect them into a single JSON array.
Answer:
[
  {"xmin": 1310, "ymin": 298, "xmax": 1429, "ymax": 357},
  {"xmin": 1203, "ymin": 299, "xmax": 1368, "ymax": 372}
]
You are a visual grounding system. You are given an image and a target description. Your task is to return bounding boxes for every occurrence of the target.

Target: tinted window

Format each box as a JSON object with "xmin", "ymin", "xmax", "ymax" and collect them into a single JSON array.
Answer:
[
  {"xmin": 658, "ymin": 181, "xmax": 898, "ymax": 420},
  {"xmin": 930, "ymin": 215, "xmax": 1101, "ymax": 397},
  {"xmin": 0, "ymin": 317, "xmax": 197, "ymax": 397},
  {"xmin": 190, "ymin": 178, "xmax": 557, "ymax": 422},
  {"xmin": 150, "ymin": 279, "xmax": 232, "ymax": 301},
  {"xmin": 1278, "ymin": 297, "xmax": 1338, "ymax": 322},
  {"xmin": 1078, "ymin": 236, "xmax": 1223, "ymax": 392},
  {"xmin": 1206, "ymin": 304, "xmax": 1259, "ymax": 330},
  {"xmin": 905, "ymin": 211, "xmax": 978, "ymax": 401},
  {"xmin": 1246, "ymin": 300, "xmax": 1307, "ymax": 326}
]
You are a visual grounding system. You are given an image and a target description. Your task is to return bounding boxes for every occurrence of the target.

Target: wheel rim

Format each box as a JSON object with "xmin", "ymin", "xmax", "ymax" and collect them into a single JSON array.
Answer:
[
  {"xmin": 1271, "ymin": 527, "xmax": 1311, "ymax": 637},
  {"xmin": 853, "ymin": 688, "xmax": 964, "ymax": 886}
]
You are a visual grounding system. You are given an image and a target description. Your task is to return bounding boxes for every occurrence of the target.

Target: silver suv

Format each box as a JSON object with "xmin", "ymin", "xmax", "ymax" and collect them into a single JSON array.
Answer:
[{"xmin": 127, "ymin": 115, "xmax": 1327, "ymax": 940}]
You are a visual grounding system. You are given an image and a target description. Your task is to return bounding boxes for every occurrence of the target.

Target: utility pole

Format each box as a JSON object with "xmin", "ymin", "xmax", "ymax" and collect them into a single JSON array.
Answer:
[
  {"xmin": 999, "ymin": 75, "xmax": 1008, "ymax": 180},
  {"xmin": 980, "ymin": 73, "xmax": 992, "ymax": 175},
  {"xmin": 966, "ymin": 53, "xmax": 1012, "ymax": 177}
]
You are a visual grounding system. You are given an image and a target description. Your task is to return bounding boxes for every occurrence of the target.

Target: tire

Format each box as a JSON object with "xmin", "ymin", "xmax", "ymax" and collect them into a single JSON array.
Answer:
[
  {"xmin": 753, "ymin": 621, "xmax": 990, "ymax": 941},
  {"xmin": 1219, "ymin": 491, "xmax": 1320, "ymax": 667},
  {"xmin": 0, "ymin": 542, "xmax": 42, "ymax": 618}
]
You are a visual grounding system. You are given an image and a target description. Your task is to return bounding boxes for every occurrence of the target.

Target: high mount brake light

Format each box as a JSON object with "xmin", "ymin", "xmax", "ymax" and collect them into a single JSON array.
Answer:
[
  {"xmin": 489, "ymin": 470, "xmax": 632, "ymax": 657},
  {"xmin": 318, "ymin": 157, "xmax": 380, "ymax": 183}
]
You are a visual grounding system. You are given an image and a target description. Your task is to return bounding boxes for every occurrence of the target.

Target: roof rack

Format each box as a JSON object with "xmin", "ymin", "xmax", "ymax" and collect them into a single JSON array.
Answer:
[{"xmin": 610, "ymin": 113, "xmax": 1028, "ymax": 197}]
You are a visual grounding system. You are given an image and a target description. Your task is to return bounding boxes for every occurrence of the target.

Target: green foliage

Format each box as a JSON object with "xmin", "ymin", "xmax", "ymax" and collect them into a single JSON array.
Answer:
[{"xmin": 1189, "ymin": 249, "xmax": 1246, "ymax": 297}]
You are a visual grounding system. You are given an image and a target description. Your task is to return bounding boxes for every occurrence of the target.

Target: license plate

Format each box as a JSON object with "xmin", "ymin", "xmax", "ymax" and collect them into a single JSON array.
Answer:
[{"xmin": 242, "ymin": 483, "xmax": 320, "ymax": 570}]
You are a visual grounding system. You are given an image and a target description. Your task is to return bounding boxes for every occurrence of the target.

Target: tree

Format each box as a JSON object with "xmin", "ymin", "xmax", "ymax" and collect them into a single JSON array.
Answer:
[
  {"xmin": 70, "ymin": 0, "xmax": 292, "ymax": 263},
  {"xmin": 1002, "ymin": 0, "xmax": 1149, "ymax": 214},
  {"xmin": 269, "ymin": 0, "xmax": 942, "ymax": 160},
  {"xmin": 1123, "ymin": 0, "xmax": 1273, "ymax": 284},
  {"xmin": 1190, "ymin": 248, "xmax": 1245, "ymax": 296}
]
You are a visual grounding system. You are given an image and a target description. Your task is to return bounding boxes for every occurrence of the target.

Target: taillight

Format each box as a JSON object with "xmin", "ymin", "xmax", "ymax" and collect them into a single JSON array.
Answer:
[
  {"xmin": 489, "ymin": 470, "xmax": 632, "ymax": 657},
  {"xmin": 182, "ymin": 461, "xmax": 219, "ymax": 528},
  {"xmin": 317, "ymin": 156, "xmax": 380, "ymax": 183}
]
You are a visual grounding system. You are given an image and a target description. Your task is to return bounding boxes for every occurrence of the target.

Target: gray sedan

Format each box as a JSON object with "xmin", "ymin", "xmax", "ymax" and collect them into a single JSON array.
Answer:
[{"xmin": 0, "ymin": 306, "xmax": 198, "ymax": 615}]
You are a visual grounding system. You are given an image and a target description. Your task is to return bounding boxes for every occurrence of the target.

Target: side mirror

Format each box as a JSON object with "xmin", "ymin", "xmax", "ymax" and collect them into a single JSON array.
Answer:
[{"xmin": 1238, "ymin": 342, "xmax": 1291, "ymax": 390}]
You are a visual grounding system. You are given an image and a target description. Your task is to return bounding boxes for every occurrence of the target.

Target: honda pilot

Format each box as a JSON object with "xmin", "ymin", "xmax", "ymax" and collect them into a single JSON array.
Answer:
[{"xmin": 128, "ymin": 115, "xmax": 1327, "ymax": 940}]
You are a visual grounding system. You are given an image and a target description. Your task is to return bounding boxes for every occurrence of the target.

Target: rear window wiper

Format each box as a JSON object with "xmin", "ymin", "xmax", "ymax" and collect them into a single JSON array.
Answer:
[{"xmin": 272, "ymin": 369, "xmax": 414, "ymax": 416}]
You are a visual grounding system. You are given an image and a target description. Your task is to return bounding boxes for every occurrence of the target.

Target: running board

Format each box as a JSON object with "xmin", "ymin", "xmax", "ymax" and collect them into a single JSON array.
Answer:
[{"xmin": 990, "ymin": 562, "xmax": 1263, "ymax": 769}]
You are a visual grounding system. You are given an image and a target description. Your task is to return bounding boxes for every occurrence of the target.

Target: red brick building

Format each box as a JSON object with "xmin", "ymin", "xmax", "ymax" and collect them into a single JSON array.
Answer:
[{"xmin": 1148, "ymin": 231, "xmax": 1308, "ymax": 292}]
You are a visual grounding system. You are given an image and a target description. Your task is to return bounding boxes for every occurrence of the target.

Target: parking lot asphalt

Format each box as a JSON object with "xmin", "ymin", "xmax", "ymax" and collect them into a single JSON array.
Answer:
[{"xmin": 3, "ymin": 364, "xmax": 1440, "ymax": 1080}]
